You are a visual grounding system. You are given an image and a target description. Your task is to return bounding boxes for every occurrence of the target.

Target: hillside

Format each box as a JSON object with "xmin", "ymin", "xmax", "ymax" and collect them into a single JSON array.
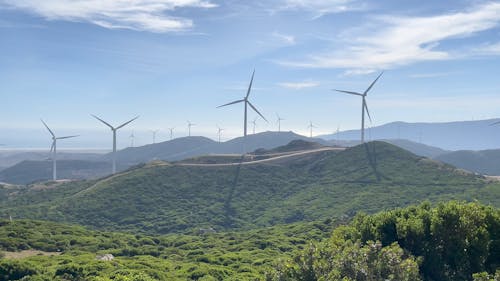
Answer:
[
  {"xmin": 321, "ymin": 119, "xmax": 500, "ymax": 150},
  {"xmin": 0, "ymin": 142, "xmax": 498, "ymax": 234},
  {"xmin": 111, "ymin": 131, "xmax": 328, "ymax": 165},
  {"xmin": 436, "ymin": 149, "xmax": 500, "ymax": 176},
  {"xmin": 0, "ymin": 218, "xmax": 335, "ymax": 280},
  {"xmin": 0, "ymin": 160, "xmax": 112, "ymax": 185}
]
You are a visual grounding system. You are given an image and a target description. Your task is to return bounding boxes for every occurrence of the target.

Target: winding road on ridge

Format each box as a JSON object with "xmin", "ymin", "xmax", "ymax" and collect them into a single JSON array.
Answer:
[{"xmin": 174, "ymin": 147, "xmax": 345, "ymax": 167}]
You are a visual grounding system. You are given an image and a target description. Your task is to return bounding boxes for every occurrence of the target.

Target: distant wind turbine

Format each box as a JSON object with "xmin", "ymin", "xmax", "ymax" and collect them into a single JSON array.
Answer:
[
  {"xmin": 276, "ymin": 113, "xmax": 284, "ymax": 132},
  {"xmin": 187, "ymin": 121, "xmax": 195, "ymax": 137},
  {"xmin": 217, "ymin": 70, "xmax": 267, "ymax": 152},
  {"xmin": 150, "ymin": 129, "xmax": 159, "ymax": 144},
  {"xmin": 307, "ymin": 121, "xmax": 316, "ymax": 138},
  {"xmin": 251, "ymin": 117, "xmax": 257, "ymax": 134},
  {"xmin": 334, "ymin": 72, "xmax": 383, "ymax": 143},
  {"xmin": 129, "ymin": 131, "xmax": 135, "ymax": 147},
  {"xmin": 41, "ymin": 119, "xmax": 79, "ymax": 181},
  {"xmin": 217, "ymin": 125, "xmax": 224, "ymax": 143},
  {"xmin": 92, "ymin": 115, "xmax": 139, "ymax": 174},
  {"xmin": 168, "ymin": 127, "xmax": 175, "ymax": 140}
]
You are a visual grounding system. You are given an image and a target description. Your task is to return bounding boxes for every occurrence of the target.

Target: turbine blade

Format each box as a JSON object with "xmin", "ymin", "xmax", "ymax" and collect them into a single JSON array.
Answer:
[
  {"xmin": 364, "ymin": 101, "xmax": 372, "ymax": 123},
  {"xmin": 490, "ymin": 121, "xmax": 500, "ymax": 126},
  {"xmin": 245, "ymin": 69, "xmax": 255, "ymax": 99},
  {"xmin": 363, "ymin": 71, "xmax": 384, "ymax": 96},
  {"xmin": 91, "ymin": 114, "xmax": 114, "ymax": 130},
  {"xmin": 116, "ymin": 116, "xmax": 139, "ymax": 130},
  {"xmin": 50, "ymin": 142, "xmax": 55, "ymax": 153},
  {"xmin": 334, "ymin": 89, "xmax": 363, "ymax": 96},
  {"xmin": 57, "ymin": 135, "xmax": 79, "ymax": 140},
  {"xmin": 217, "ymin": 99, "xmax": 245, "ymax": 108},
  {"xmin": 40, "ymin": 119, "xmax": 55, "ymax": 138},
  {"xmin": 247, "ymin": 101, "xmax": 267, "ymax": 122}
]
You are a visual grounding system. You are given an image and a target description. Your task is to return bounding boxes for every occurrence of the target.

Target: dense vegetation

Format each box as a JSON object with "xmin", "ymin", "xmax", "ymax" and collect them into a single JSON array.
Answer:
[
  {"xmin": 0, "ymin": 142, "xmax": 498, "ymax": 234},
  {"xmin": 269, "ymin": 201, "xmax": 500, "ymax": 281},
  {"xmin": 0, "ymin": 218, "xmax": 335, "ymax": 280},
  {"xmin": 0, "ymin": 202, "xmax": 498, "ymax": 280}
]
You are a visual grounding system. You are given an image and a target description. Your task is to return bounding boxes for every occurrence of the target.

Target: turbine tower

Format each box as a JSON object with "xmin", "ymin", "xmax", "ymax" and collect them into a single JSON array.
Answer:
[
  {"xmin": 168, "ymin": 127, "xmax": 174, "ymax": 140},
  {"xmin": 129, "ymin": 131, "xmax": 135, "ymax": 147},
  {"xmin": 41, "ymin": 119, "xmax": 78, "ymax": 181},
  {"xmin": 187, "ymin": 121, "xmax": 195, "ymax": 137},
  {"xmin": 217, "ymin": 125, "xmax": 224, "ymax": 143},
  {"xmin": 150, "ymin": 129, "xmax": 159, "ymax": 144},
  {"xmin": 217, "ymin": 70, "xmax": 267, "ymax": 153},
  {"xmin": 276, "ymin": 113, "xmax": 284, "ymax": 132},
  {"xmin": 334, "ymin": 72, "xmax": 383, "ymax": 143},
  {"xmin": 307, "ymin": 121, "xmax": 316, "ymax": 138},
  {"xmin": 92, "ymin": 115, "xmax": 139, "ymax": 174},
  {"xmin": 251, "ymin": 117, "xmax": 257, "ymax": 134}
]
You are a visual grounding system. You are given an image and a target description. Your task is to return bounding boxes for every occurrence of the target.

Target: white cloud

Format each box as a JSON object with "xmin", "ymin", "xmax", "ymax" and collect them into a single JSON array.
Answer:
[
  {"xmin": 279, "ymin": 0, "xmax": 361, "ymax": 15},
  {"xmin": 277, "ymin": 81, "xmax": 319, "ymax": 90},
  {"xmin": 1, "ymin": 0, "xmax": 216, "ymax": 32},
  {"xmin": 278, "ymin": 2, "xmax": 500, "ymax": 72},
  {"xmin": 272, "ymin": 31, "xmax": 296, "ymax": 45},
  {"xmin": 475, "ymin": 42, "xmax": 500, "ymax": 54}
]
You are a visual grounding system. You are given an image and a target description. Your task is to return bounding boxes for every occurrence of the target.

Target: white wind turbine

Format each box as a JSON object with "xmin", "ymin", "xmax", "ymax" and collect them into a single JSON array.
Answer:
[
  {"xmin": 150, "ymin": 129, "xmax": 159, "ymax": 144},
  {"xmin": 92, "ymin": 115, "xmax": 139, "ymax": 174},
  {"xmin": 217, "ymin": 70, "xmax": 267, "ymax": 152},
  {"xmin": 41, "ymin": 119, "xmax": 78, "ymax": 181},
  {"xmin": 217, "ymin": 125, "xmax": 224, "ymax": 143},
  {"xmin": 129, "ymin": 131, "xmax": 135, "ymax": 147},
  {"xmin": 187, "ymin": 121, "xmax": 195, "ymax": 137},
  {"xmin": 276, "ymin": 113, "xmax": 284, "ymax": 132},
  {"xmin": 251, "ymin": 117, "xmax": 257, "ymax": 134},
  {"xmin": 334, "ymin": 72, "xmax": 383, "ymax": 143},
  {"xmin": 307, "ymin": 121, "xmax": 316, "ymax": 138},
  {"xmin": 168, "ymin": 127, "xmax": 175, "ymax": 140}
]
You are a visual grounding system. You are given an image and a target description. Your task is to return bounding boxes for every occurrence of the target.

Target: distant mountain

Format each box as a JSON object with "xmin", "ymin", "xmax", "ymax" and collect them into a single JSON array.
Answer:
[
  {"xmin": 321, "ymin": 118, "xmax": 500, "ymax": 151},
  {"xmin": 0, "ymin": 151, "xmax": 104, "ymax": 171},
  {"xmin": 435, "ymin": 149, "xmax": 500, "ymax": 176},
  {"xmin": 109, "ymin": 131, "xmax": 328, "ymax": 165},
  {"xmin": 0, "ymin": 160, "xmax": 113, "ymax": 184},
  {"xmin": 1, "ymin": 141, "xmax": 495, "ymax": 234},
  {"xmin": 382, "ymin": 139, "xmax": 449, "ymax": 158}
]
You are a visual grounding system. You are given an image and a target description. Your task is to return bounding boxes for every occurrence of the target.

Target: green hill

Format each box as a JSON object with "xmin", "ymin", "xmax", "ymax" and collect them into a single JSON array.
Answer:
[
  {"xmin": 0, "ymin": 218, "xmax": 335, "ymax": 281},
  {"xmin": 0, "ymin": 142, "xmax": 498, "ymax": 234},
  {"xmin": 436, "ymin": 149, "xmax": 500, "ymax": 176}
]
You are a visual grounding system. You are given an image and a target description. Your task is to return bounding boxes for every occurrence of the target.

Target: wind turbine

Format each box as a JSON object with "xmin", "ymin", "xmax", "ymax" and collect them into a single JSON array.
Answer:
[
  {"xmin": 251, "ymin": 117, "xmax": 257, "ymax": 134},
  {"xmin": 187, "ymin": 121, "xmax": 195, "ymax": 137},
  {"xmin": 276, "ymin": 114, "xmax": 284, "ymax": 132},
  {"xmin": 217, "ymin": 125, "xmax": 224, "ymax": 143},
  {"xmin": 217, "ymin": 70, "xmax": 267, "ymax": 152},
  {"xmin": 41, "ymin": 119, "xmax": 78, "ymax": 181},
  {"xmin": 307, "ymin": 121, "xmax": 316, "ymax": 138},
  {"xmin": 150, "ymin": 129, "xmax": 159, "ymax": 144},
  {"xmin": 129, "ymin": 131, "xmax": 135, "ymax": 147},
  {"xmin": 168, "ymin": 127, "xmax": 175, "ymax": 140},
  {"xmin": 334, "ymin": 72, "xmax": 383, "ymax": 143},
  {"xmin": 92, "ymin": 115, "xmax": 139, "ymax": 174}
]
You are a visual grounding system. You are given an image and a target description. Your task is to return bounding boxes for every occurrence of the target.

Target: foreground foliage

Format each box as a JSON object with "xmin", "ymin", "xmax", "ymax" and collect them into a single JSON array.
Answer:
[
  {"xmin": 269, "ymin": 201, "xmax": 500, "ymax": 281},
  {"xmin": 0, "ymin": 218, "xmax": 334, "ymax": 280}
]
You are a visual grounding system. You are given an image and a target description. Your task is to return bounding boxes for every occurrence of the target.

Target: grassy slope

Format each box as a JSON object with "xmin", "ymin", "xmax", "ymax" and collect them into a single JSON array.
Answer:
[
  {"xmin": 0, "ymin": 142, "xmax": 498, "ymax": 235},
  {"xmin": 0, "ymin": 218, "xmax": 335, "ymax": 280}
]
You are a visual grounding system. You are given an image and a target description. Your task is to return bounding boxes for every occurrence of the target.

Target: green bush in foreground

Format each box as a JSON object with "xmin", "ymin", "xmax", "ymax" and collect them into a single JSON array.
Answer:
[{"xmin": 269, "ymin": 201, "xmax": 500, "ymax": 281}]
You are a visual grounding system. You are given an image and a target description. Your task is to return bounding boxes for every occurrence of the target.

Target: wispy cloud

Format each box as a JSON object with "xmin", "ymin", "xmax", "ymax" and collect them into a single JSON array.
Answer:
[
  {"xmin": 0, "ymin": 0, "xmax": 216, "ymax": 32},
  {"xmin": 474, "ymin": 42, "xmax": 500, "ymax": 55},
  {"xmin": 277, "ymin": 80, "xmax": 319, "ymax": 90},
  {"xmin": 278, "ymin": 0, "xmax": 363, "ymax": 16},
  {"xmin": 272, "ymin": 31, "xmax": 296, "ymax": 45},
  {"xmin": 278, "ymin": 2, "xmax": 500, "ymax": 72}
]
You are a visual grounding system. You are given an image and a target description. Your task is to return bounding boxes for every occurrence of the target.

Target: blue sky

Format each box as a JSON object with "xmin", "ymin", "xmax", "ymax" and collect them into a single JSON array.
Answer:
[{"xmin": 1, "ymin": 0, "xmax": 500, "ymax": 149}]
